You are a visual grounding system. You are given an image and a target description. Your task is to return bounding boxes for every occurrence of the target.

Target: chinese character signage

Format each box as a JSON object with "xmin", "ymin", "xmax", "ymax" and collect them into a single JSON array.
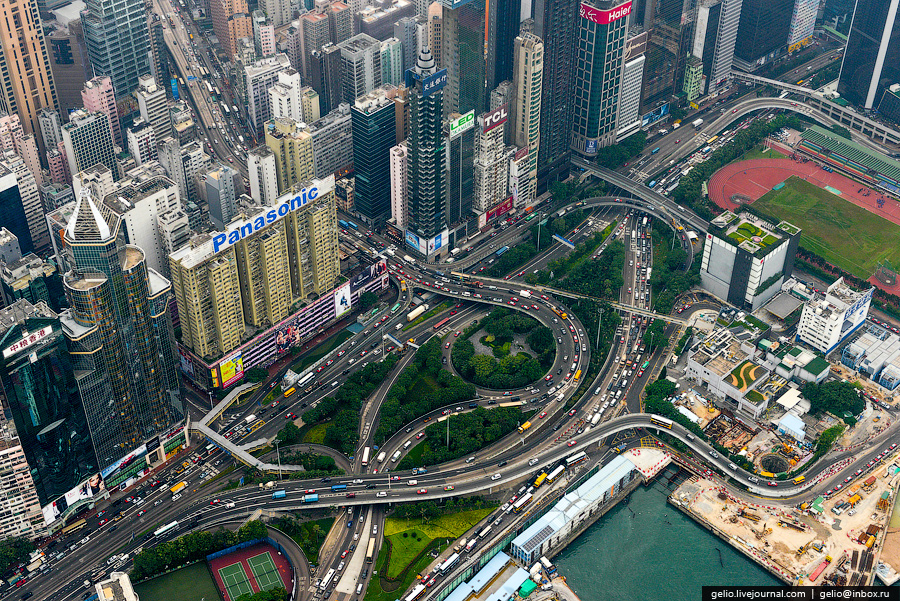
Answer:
[
  {"xmin": 422, "ymin": 69, "xmax": 448, "ymax": 97},
  {"xmin": 3, "ymin": 326, "xmax": 53, "ymax": 359}
]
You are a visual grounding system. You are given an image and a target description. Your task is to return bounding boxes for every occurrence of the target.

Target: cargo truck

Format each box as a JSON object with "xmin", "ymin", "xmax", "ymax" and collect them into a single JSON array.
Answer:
[
  {"xmin": 407, "ymin": 304, "xmax": 429, "ymax": 322},
  {"xmin": 519, "ymin": 290, "xmax": 531, "ymax": 298},
  {"xmin": 692, "ymin": 118, "xmax": 703, "ymax": 128},
  {"xmin": 517, "ymin": 421, "xmax": 532, "ymax": 434},
  {"xmin": 302, "ymin": 494, "xmax": 319, "ymax": 503},
  {"xmin": 403, "ymin": 255, "xmax": 415, "ymax": 265},
  {"xmin": 272, "ymin": 490, "xmax": 286, "ymax": 499}
]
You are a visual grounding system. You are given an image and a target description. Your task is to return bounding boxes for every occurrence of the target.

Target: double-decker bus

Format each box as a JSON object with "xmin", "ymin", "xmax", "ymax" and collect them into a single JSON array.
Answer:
[
  {"xmin": 319, "ymin": 568, "xmax": 336, "ymax": 590},
  {"xmin": 221, "ymin": 103, "xmax": 230, "ymax": 115},
  {"xmin": 366, "ymin": 538, "xmax": 376, "ymax": 563},
  {"xmin": 205, "ymin": 81, "xmax": 213, "ymax": 94},
  {"xmin": 433, "ymin": 317, "xmax": 452, "ymax": 330},
  {"xmin": 546, "ymin": 465, "xmax": 565, "ymax": 483},
  {"xmin": 437, "ymin": 553, "xmax": 461, "ymax": 574},
  {"xmin": 565, "ymin": 451, "xmax": 588, "ymax": 468},
  {"xmin": 296, "ymin": 372, "xmax": 314, "ymax": 391},
  {"xmin": 649, "ymin": 416, "xmax": 673, "ymax": 429},
  {"xmin": 61, "ymin": 519, "xmax": 87, "ymax": 536},
  {"xmin": 512, "ymin": 493, "xmax": 533, "ymax": 513},
  {"xmin": 405, "ymin": 584, "xmax": 426, "ymax": 601},
  {"xmin": 706, "ymin": 135, "xmax": 719, "ymax": 145}
]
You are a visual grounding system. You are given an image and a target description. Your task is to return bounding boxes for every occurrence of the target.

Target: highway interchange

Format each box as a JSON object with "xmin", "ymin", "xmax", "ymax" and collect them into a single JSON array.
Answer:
[{"xmin": 20, "ymin": 18, "xmax": 900, "ymax": 601}]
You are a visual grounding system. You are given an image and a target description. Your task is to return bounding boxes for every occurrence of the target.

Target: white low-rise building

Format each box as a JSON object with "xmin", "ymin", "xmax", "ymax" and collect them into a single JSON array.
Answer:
[{"xmin": 797, "ymin": 277, "xmax": 872, "ymax": 355}]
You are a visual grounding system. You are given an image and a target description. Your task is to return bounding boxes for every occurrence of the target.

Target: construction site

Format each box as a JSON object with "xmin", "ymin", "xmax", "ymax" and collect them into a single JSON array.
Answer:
[{"xmin": 668, "ymin": 452, "xmax": 900, "ymax": 586}]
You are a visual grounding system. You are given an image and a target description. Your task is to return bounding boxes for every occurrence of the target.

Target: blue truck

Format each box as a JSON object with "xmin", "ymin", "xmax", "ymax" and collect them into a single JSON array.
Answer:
[
  {"xmin": 272, "ymin": 490, "xmax": 286, "ymax": 499},
  {"xmin": 302, "ymin": 494, "xmax": 319, "ymax": 503},
  {"xmin": 331, "ymin": 484, "xmax": 347, "ymax": 492}
]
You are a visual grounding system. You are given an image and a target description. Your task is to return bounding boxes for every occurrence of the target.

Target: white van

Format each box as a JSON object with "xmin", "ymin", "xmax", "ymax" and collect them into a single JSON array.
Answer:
[
  {"xmin": 403, "ymin": 440, "xmax": 412, "ymax": 450},
  {"xmin": 407, "ymin": 480, "xmax": 418, "ymax": 486},
  {"xmin": 357, "ymin": 584, "xmax": 364, "ymax": 595}
]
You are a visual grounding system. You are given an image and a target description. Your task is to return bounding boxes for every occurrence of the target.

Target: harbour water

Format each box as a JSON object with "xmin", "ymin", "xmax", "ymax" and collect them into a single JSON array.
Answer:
[{"xmin": 554, "ymin": 482, "xmax": 781, "ymax": 600}]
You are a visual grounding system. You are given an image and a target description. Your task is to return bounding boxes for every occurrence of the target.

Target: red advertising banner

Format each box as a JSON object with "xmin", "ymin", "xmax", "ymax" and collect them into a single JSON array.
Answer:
[
  {"xmin": 579, "ymin": 0, "xmax": 632, "ymax": 24},
  {"xmin": 486, "ymin": 197, "xmax": 514, "ymax": 221}
]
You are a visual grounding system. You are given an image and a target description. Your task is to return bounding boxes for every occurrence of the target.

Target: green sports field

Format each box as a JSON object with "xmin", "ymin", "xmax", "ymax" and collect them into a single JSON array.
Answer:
[{"xmin": 752, "ymin": 176, "xmax": 900, "ymax": 279}]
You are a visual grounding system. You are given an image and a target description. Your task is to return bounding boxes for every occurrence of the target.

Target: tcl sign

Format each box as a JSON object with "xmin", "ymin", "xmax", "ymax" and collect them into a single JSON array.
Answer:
[
  {"xmin": 579, "ymin": 0, "xmax": 632, "ymax": 24},
  {"xmin": 478, "ymin": 105, "xmax": 508, "ymax": 133}
]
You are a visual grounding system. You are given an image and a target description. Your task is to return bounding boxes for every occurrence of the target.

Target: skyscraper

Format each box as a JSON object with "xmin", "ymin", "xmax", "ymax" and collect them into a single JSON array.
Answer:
[
  {"xmin": 82, "ymin": 77, "xmax": 122, "ymax": 148},
  {"xmin": 265, "ymin": 117, "xmax": 315, "ymax": 193},
  {"xmin": 441, "ymin": 2, "xmax": 487, "ymax": 116},
  {"xmin": 788, "ymin": 0, "xmax": 818, "ymax": 46},
  {"xmin": 691, "ymin": 0, "xmax": 742, "ymax": 96},
  {"xmin": 202, "ymin": 163, "xmax": 240, "ymax": 230},
  {"xmin": 244, "ymin": 54, "xmax": 292, "ymax": 134},
  {"xmin": 351, "ymin": 89, "xmax": 396, "ymax": 222},
  {"xmin": 134, "ymin": 75, "xmax": 173, "ymax": 144},
  {"xmin": 533, "ymin": 0, "xmax": 578, "ymax": 188},
  {"xmin": 381, "ymin": 38, "xmax": 405, "ymax": 86},
  {"xmin": 485, "ymin": 0, "xmax": 521, "ymax": 93},
  {"xmin": 406, "ymin": 44, "xmax": 447, "ymax": 250},
  {"xmin": 571, "ymin": 0, "xmax": 631, "ymax": 156},
  {"xmin": 446, "ymin": 113, "xmax": 474, "ymax": 225},
  {"xmin": 838, "ymin": 0, "xmax": 900, "ymax": 109},
  {"xmin": 300, "ymin": 11, "xmax": 331, "ymax": 79},
  {"xmin": 59, "ymin": 187, "xmax": 180, "ymax": 467},
  {"xmin": 0, "ymin": 299, "xmax": 97, "ymax": 507},
  {"xmin": 0, "ymin": 0, "xmax": 57, "ymax": 138},
  {"xmin": 0, "ymin": 151, "xmax": 48, "ymax": 255},
  {"xmin": 308, "ymin": 44, "xmax": 344, "ymax": 115},
  {"xmin": 339, "ymin": 34, "xmax": 383, "ymax": 103},
  {"xmin": 82, "ymin": 0, "xmax": 152, "ymax": 97},
  {"xmin": 46, "ymin": 21, "xmax": 92, "ymax": 118},
  {"xmin": 61, "ymin": 109, "xmax": 120, "ymax": 180},
  {"xmin": 510, "ymin": 32, "xmax": 542, "ymax": 208},
  {"xmin": 210, "ymin": 0, "xmax": 252, "ymax": 59},
  {"xmin": 733, "ymin": 0, "xmax": 793, "ymax": 69},
  {"xmin": 0, "ymin": 165, "xmax": 32, "ymax": 255},
  {"xmin": 474, "ymin": 105, "xmax": 509, "ymax": 212},
  {"xmin": 328, "ymin": 1, "xmax": 354, "ymax": 44},
  {"xmin": 639, "ymin": 0, "xmax": 696, "ymax": 109},
  {"xmin": 389, "ymin": 142, "xmax": 408, "ymax": 231}
]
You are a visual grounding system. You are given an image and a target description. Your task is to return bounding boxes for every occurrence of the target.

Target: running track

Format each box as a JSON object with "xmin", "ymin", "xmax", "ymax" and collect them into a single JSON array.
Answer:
[{"xmin": 707, "ymin": 153, "xmax": 900, "ymax": 294}]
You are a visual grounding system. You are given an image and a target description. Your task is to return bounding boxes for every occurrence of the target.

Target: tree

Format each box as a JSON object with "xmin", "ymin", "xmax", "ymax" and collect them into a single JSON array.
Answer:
[
  {"xmin": 643, "ymin": 320, "xmax": 666, "ymax": 350},
  {"xmin": 803, "ymin": 381, "xmax": 865, "ymax": 421},
  {"xmin": 245, "ymin": 367, "xmax": 268, "ymax": 383},
  {"xmin": 0, "ymin": 537, "xmax": 34, "ymax": 573},
  {"xmin": 359, "ymin": 291, "xmax": 378, "ymax": 310}
]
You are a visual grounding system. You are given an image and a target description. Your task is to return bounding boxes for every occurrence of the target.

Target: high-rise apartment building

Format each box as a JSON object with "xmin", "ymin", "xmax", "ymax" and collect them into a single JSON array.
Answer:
[
  {"xmin": 127, "ymin": 121, "xmax": 157, "ymax": 166},
  {"xmin": 788, "ymin": 0, "xmax": 818, "ymax": 46},
  {"xmin": 134, "ymin": 75, "xmax": 173, "ymax": 144},
  {"xmin": 40, "ymin": 181, "xmax": 74, "ymax": 213},
  {"xmin": 47, "ymin": 21, "xmax": 93, "ymax": 118},
  {"xmin": 82, "ymin": 0, "xmax": 151, "ymax": 97},
  {"xmin": 358, "ymin": 0, "xmax": 417, "ymax": 41},
  {"xmin": 691, "ymin": 0, "xmax": 742, "ymax": 96},
  {"xmin": 159, "ymin": 139, "xmax": 209, "ymax": 206},
  {"xmin": 270, "ymin": 69, "xmax": 321, "ymax": 123},
  {"xmin": 571, "ymin": 0, "xmax": 631, "ymax": 156},
  {"xmin": 245, "ymin": 54, "xmax": 292, "ymax": 134},
  {"xmin": 265, "ymin": 117, "xmax": 315, "ymax": 193},
  {"xmin": 253, "ymin": 10, "xmax": 277, "ymax": 57},
  {"xmin": 81, "ymin": 76, "xmax": 122, "ymax": 148},
  {"xmin": 59, "ymin": 187, "xmax": 180, "ymax": 468},
  {"xmin": 683, "ymin": 55, "xmax": 704, "ymax": 102},
  {"xmin": 308, "ymin": 44, "xmax": 344, "ymax": 115},
  {"xmin": 38, "ymin": 109, "xmax": 63, "ymax": 155},
  {"xmin": 248, "ymin": 145, "xmax": 279, "ymax": 206},
  {"xmin": 61, "ymin": 110, "xmax": 120, "ymax": 180},
  {"xmin": 260, "ymin": 0, "xmax": 290, "ymax": 26},
  {"xmin": 395, "ymin": 15, "xmax": 427, "ymax": 74},
  {"xmin": 381, "ymin": 38, "xmax": 405, "ymax": 86},
  {"xmin": 839, "ymin": 0, "xmax": 900, "ymax": 109},
  {"xmin": 170, "ymin": 176, "xmax": 340, "ymax": 361},
  {"xmin": 210, "ymin": 0, "xmax": 252, "ymax": 59},
  {"xmin": 307, "ymin": 103, "xmax": 354, "ymax": 178},
  {"xmin": 300, "ymin": 12, "xmax": 331, "ymax": 79},
  {"xmin": 510, "ymin": 32, "xmax": 542, "ymax": 208},
  {"xmin": 0, "ymin": 253, "xmax": 66, "ymax": 312},
  {"xmin": 427, "ymin": 2, "xmax": 442, "ymax": 67},
  {"xmin": 339, "ymin": 34, "xmax": 383, "ymax": 103},
  {"xmin": 0, "ymin": 0, "xmax": 57, "ymax": 139},
  {"xmin": 533, "ymin": 0, "xmax": 578, "ymax": 189},
  {"xmin": 202, "ymin": 164, "xmax": 240, "ymax": 230},
  {"xmin": 352, "ymin": 90, "xmax": 396, "ymax": 221},
  {"xmin": 474, "ymin": 105, "xmax": 509, "ymax": 212},
  {"xmin": 0, "ymin": 228, "xmax": 21, "ymax": 266},
  {"xmin": 389, "ymin": 142, "xmax": 408, "ymax": 231},
  {"xmin": 328, "ymin": 1, "xmax": 354, "ymax": 44},
  {"xmin": 406, "ymin": 45, "xmax": 447, "ymax": 249},
  {"xmin": 1, "ymin": 151, "xmax": 48, "ymax": 255},
  {"xmin": 0, "ymin": 114, "xmax": 41, "ymax": 186},
  {"xmin": 0, "ymin": 296, "xmax": 101, "ymax": 506}
]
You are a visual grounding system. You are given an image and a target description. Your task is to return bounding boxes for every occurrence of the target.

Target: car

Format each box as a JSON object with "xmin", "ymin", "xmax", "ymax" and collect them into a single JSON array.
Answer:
[
  {"xmin": 491, "ymin": 473, "xmax": 501, "ymax": 481},
  {"xmin": 417, "ymin": 488, "xmax": 428, "ymax": 494},
  {"xmin": 732, "ymin": 108, "xmax": 738, "ymax": 113},
  {"xmin": 360, "ymin": 350, "xmax": 367, "ymax": 356},
  {"xmin": 138, "ymin": 509, "xmax": 146, "ymax": 517},
  {"xmin": 125, "ymin": 496, "xmax": 133, "ymax": 503},
  {"xmin": 567, "ymin": 440, "xmax": 577, "ymax": 447},
  {"xmin": 455, "ymin": 331, "xmax": 461, "ymax": 337},
  {"xmin": 545, "ymin": 375, "xmax": 553, "ymax": 381},
  {"xmin": 325, "ymin": 359, "xmax": 334, "ymax": 366},
  {"xmin": 285, "ymin": 412, "xmax": 296, "ymax": 419},
  {"xmin": 316, "ymin": 366, "xmax": 324, "ymax": 373},
  {"xmin": 341, "ymin": 550, "xmax": 349, "ymax": 559},
  {"xmin": 210, "ymin": 499, "xmax": 221, "ymax": 505},
  {"xmin": 767, "ymin": 481, "xmax": 777, "ymax": 487},
  {"xmin": 321, "ymin": 477, "xmax": 332, "ymax": 483},
  {"xmin": 444, "ymin": 485, "xmax": 455, "ymax": 491},
  {"xmin": 98, "ymin": 519, "xmax": 109, "ymax": 527},
  {"xmin": 416, "ymin": 432, "xmax": 425, "ymax": 439},
  {"xmin": 675, "ymin": 139, "xmax": 680, "ymax": 144},
  {"xmin": 835, "ymin": 484, "xmax": 844, "ymax": 491},
  {"xmin": 442, "ymin": 409, "xmax": 451, "ymax": 416},
  {"xmin": 423, "ymin": 417, "xmax": 430, "ymax": 423},
  {"xmin": 270, "ymin": 400, "xmax": 280, "ymax": 408},
  {"xmin": 338, "ymin": 350, "xmax": 345, "ymax": 357},
  {"xmin": 97, "ymin": 510, "xmax": 107, "ymax": 517},
  {"xmin": 511, "ymin": 297, "xmax": 519, "ymax": 302},
  {"xmin": 508, "ymin": 301, "xmax": 516, "ymax": 306},
  {"xmin": 538, "ymin": 411, "xmax": 547, "ymax": 419}
]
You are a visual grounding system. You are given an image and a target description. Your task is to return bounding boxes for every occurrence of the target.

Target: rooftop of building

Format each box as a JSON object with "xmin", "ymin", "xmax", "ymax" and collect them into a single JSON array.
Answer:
[
  {"xmin": 1, "ymin": 254, "xmax": 56, "ymax": 285},
  {"xmin": 690, "ymin": 326, "xmax": 753, "ymax": 376},
  {"xmin": 801, "ymin": 125, "xmax": 900, "ymax": 185},
  {"xmin": 102, "ymin": 176, "xmax": 174, "ymax": 215},
  {"xmin": 353, "ymin": 89, "xmax": 394, "ymax": 114},
  {"xmin": 358, "ymin": 0, "xmax": 413, "ymax": 21},
  {"xmin": 708, "ymin": 211, "xmax": 797, "ymax": 255},
  {"xmin": 339, "ymin": 33, "xmax": 380, "ymax": 55},
  {"xmin": 244, "ymin": 53, "xmax": 291, "ymax": 76},
  {"xmin": 763, "ymin": 292, "xmax": 804, "ymax": 320},
  {"xmin": 0, "ymin": 299, "xmax": 56, "ymax": 332}
]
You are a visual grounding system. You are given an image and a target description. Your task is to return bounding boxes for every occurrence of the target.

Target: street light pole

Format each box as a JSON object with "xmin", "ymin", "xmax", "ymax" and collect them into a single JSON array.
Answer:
[{"xmin": 274, "ymin": 441, "xmax": 282, "ymax": 480}]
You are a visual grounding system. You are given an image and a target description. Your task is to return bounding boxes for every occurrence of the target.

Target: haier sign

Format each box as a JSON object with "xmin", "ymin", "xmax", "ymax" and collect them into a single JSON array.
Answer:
[
  {"xmin": 579, "ymin": 0, "xmax": 632, "ymax": 24},
  {"xmin": 212, "ymin": 176, "xmax": 335, "ymax": 253},
  {"xmin": 479, "ymin": 104, "xmax": 508, "ymax": 133}
]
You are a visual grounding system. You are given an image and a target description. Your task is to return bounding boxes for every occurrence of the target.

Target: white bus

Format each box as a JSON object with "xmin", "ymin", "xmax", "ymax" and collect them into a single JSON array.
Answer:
[
  {"xmin": 154, "ymin": 521, "xmax": 179, "ymax": 537},
  {"xmin": 438, "ymin": 553, "xmax": 460, "ymax": 574},
  {"xmin": 361, "ymin": 447, "xmax": 371, "ymax": 467},
  {"xmin": 320, "ymin": 568, "xmax": 336, "ymax": 590}
]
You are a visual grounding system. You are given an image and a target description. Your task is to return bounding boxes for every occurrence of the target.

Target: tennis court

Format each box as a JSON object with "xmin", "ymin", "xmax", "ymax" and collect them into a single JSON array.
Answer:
[
  {"xmin": 248, "ymin": 551, "xmax": 282, "ymax": 590},
  {"xmin": 218, "ymin": 562, "xmax": 254, "ymax": 600}
]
